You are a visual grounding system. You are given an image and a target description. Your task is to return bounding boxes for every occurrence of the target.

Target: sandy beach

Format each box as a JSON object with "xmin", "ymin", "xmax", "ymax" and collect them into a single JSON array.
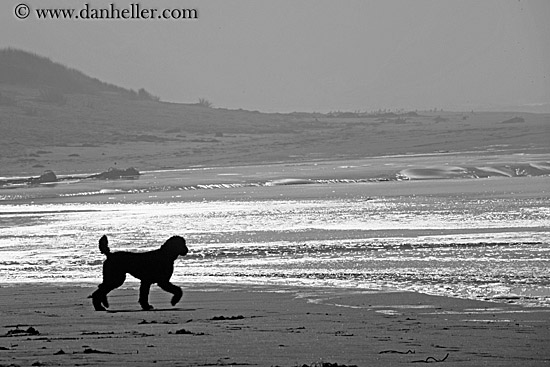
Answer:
[{"xmin": 0, "ymin": 284, "xmax": 549, "ymax": 366}]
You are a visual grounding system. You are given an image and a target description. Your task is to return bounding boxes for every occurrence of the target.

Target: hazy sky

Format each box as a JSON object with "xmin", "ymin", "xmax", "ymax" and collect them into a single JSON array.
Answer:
[{"xmin": 2, "ymin": 0, "xmax": 549, "ymax": 112}]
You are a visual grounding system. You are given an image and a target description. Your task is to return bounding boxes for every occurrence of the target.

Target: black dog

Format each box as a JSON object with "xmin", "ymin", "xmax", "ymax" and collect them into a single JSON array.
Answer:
[{"xmin": 91, "ymin": 235, "xmax": 188, "ymax": 311}]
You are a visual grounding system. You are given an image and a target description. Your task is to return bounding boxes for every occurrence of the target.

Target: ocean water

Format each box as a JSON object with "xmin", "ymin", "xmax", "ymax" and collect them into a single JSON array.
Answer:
[{"xmin": 0, "ymin": 165, "xmax": 549, "ymax": 308}]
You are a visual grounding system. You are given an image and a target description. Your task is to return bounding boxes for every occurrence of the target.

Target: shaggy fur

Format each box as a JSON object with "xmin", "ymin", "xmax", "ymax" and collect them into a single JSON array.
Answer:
[{"xmin": 91, "ymin": 235, "xmax": 188, "ymax": 311}]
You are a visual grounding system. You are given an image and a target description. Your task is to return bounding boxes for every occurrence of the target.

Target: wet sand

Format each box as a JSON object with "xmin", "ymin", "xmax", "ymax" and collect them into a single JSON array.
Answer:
[{"xmin": 1, "ymin": 284, "xmax": 549, "ymax": 366}]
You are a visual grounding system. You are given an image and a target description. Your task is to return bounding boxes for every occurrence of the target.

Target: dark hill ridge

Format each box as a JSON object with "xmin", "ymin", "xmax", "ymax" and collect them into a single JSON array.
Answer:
[
  {"xmin": 0, "ymin": 48, "xmax": 549, "ymax": 176},
  {"xmin": 0, "ymin": 48, "xmax": 142, "ymax": 98}
]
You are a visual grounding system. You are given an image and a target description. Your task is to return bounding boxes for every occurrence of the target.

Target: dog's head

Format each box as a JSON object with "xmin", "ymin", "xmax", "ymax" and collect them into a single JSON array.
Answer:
[{"xmin": 160, "ymin": 236, "xmax": 188, "ymax": 260}]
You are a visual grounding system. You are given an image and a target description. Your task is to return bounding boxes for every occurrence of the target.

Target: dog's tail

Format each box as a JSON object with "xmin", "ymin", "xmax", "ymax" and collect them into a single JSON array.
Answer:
[{"xmin": 98, "ymin": 235, "xmax": 110, "ymax": 256}]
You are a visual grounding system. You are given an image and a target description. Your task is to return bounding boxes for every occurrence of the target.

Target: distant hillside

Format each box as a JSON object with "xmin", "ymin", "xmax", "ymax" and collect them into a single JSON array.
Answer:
[
  {"xmin": 0, "ymin": 48, "xmax": 548, "ymax": 176},
  {"xmin": 0, "ymin": 48, "xmax": 156, "ymax": 100}
]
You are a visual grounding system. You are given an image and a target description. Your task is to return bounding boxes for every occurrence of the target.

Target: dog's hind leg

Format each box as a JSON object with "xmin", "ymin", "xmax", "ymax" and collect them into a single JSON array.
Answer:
[
  {"xmin": 91, "ymin": 272, "xmax": 126, "ymax": 311},
  {"xmin": 158, "ymin": 281, "xmax": 183, "ymax": 306},
  {"xmin": 139, "ymin": 282, "xmax": 154, "ymax": 310}
]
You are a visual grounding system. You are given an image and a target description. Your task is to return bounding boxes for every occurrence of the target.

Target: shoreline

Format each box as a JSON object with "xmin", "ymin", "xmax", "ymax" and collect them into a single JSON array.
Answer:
[
  {"xmin": 1, "ymin": 283, "xmax": 549, "ymax": 366},
  {"xmin": 1, "ymin": 174, "xmax": 548, "ymax": 206},
  {"xmin": 3, "ymin": 277, "xmax": 549, "ymax": 310}
]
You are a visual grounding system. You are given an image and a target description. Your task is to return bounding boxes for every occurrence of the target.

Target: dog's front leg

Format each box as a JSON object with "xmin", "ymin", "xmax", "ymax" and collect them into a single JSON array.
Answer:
[
  {"xmin": 158, "ymin": 281, "xmax": 183, "ymax": 306},
  {"xmin": 91, "ymin": 286, "xmax": 109, "ymax": 311},
  {"xmin": 139, "ymin": 282, "xmax": 154, "ymax": 310}
]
